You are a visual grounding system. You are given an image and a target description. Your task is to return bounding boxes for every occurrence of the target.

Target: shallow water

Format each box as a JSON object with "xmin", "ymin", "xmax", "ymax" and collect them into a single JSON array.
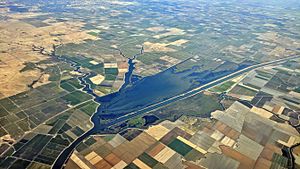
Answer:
[{"xmin": 53, "ymin": 57, "xmax": 253, "ymax": 168}]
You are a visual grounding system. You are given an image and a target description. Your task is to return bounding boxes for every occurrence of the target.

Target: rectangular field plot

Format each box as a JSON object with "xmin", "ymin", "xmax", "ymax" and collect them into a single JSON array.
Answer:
[
  {"xmin": 209, "ymin": 81, "xmax": 235, "ymax": 93},
  {"xmin": 138, "ymin": 153, "xmax": 159, "ymax": 168},
  {"xmin": 229, "ymin": 85, "xmax": 258, "ymax": 96},
  {"xmin": 13, "ymin": 134, "xmax": 52, "ymax": 161},
  {"xmin": 168, "ymin": 139, "xmax": 193, "ymax": 156},
  {"xmin": 60, "ymin": 91, "xmax": 92, "ymax": 105}
]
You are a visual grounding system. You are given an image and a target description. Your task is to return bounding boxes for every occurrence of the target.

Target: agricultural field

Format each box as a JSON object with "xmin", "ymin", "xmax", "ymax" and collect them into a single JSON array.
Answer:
[
  {"xmin": 0, "ymin": 13, "xmax": 97, "ymax": 99},
  {"xmin": 209, "ymin": 81, "xmax": 236, "ymax": 93},
  {"xmin": 65, "ymin": 60, "xmax": 300, "ymax": 169},
  {"xmin": 0, "ymin": 56, "xmax": 99, "ymax": 168},
  {"xmin": 0, "ymin": 93, "xmax": 99, "ymax": 168},
  {"xmin": 1, "ymin": 0, "xmax": 300, "ymax": 168},
  {"xmin": 66, "ymin": 99, "xmax": 299, "ymax": 169}
]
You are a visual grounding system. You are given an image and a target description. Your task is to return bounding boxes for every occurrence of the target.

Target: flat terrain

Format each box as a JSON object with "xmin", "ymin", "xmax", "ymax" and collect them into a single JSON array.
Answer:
[
  {"xmin": 0, "ymin": 0, "xmax": 300, "ymax": 168},
  {"xmin": 0, "ymin": 14, "xmax": 97, "ymax": 98},
  {"xmin": 66, "ymin": 60, "xmax": 300, "ymax": 169}
]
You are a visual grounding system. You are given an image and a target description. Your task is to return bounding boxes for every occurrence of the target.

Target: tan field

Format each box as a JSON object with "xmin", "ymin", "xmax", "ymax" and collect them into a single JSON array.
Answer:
[
  {"xmin": 143, "ymin": 37, "xmax": 188, "ymax": 53},
  {"xmin": 32, "ymin": 74, "xmax": 51, "ymax": 88},
  {"xmin": 153, "ymin": 28, "xmax": 185, "ymax": 39},
  {"xmin": 0, "ymin": 53, "xmax": 42, "ymax": 98},
  {"xmin": 146, "ymin": 26, "xmax": 166, "ymax": 32},
  {"xmin": 154, "ymin": 146, "xmax": 176, "ymax": 163},
  {"xmin": 250, "ymin": 107, "xmax": 273, "ymax": 119},
  {"xmin": 268, "ymin": 46, "xmax": 286, "ymax": 57},
  {"xmin": 133, "ymin": 159, "xmax": 151, "ymax": 169},
  {"xmin": 143, "ymin": 42, "xmax": 176, "ymax": 52},
  {"xmin": 104, "ymin": 63, "xmax": 118, "ymax": 68},
  {"xmin": 0, "ymin": 14, "xmax": 98, "ymax": 98},
  {"xmin": 160, "ymin": 55, "xmax": 180, "ymax": 65},
  {"xmin": 7, "ymin": 12, "xmax": 47, "ymax": 20},
  {"xmin": 70, "ymin": 153, "xmax": 91, "ymax": 169},
  {"xmin": 169, "ymin": 39, "xmax": 189, "ymax": 46},
  {"xmin": 145, "ymin": 125, "xmax": 170, "ymax": 140},
  {"xmin": 90, "ymin": 74, "xmax": 105, "ymax": 85}
]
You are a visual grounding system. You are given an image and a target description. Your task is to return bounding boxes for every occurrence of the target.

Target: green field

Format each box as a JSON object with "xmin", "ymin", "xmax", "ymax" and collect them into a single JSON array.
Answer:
[
  {"xmin": 60, "ymin": 82, "xmax": 76, "ymax": 92},
  {"xmin": 151, "ymin": 93, "xmax": 223, "ymax": 122},
  {"xmin": 168, "ymin": 139, "xmax": 193, "ymax": 156},
  {"xmin": 105, "ymin": 68, "xmax": 119, "ymax": 75},
  {"xmin": 209, "ymin": 81, "xmax": 235, "ymax": 93},
  {"xmin": 128, "ymin": 117, "xmax": 145, "ymax": 128},
  {"xmin": 87, "ymin": 31, "xmax": 99, "ymax": 37},
  {"xmin": 13, "ymin": 134, "xmax": 52, "ymax": 161},
  {"xmin": 270, "ymin": 153, "xmax": 288, "ymax": 168},
  {"xmin": 60, "ymin": 90, "xmax": 92, "ymax": 105},
  {"xmin": 79, "ymin": 101, "xmax": 99, "ymax": 116},
  {"xmin": 229, "ymin": 85, "xmax": 258, "ymax": 96},
  {"xmin": 138, "ymin": 153, "xmax": 158, "ymax": 167}
]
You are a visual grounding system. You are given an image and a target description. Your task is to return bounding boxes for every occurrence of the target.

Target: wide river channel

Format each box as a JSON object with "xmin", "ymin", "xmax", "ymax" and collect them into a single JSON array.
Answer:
[{"xmin": 52, "ymin": 54, "xmax": 298, "ymax": 168}]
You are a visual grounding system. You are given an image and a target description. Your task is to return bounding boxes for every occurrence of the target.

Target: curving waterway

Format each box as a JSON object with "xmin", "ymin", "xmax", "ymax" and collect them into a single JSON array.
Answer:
[
  {"xmin": 53, "ymin": 55, "xmax": 250, "ymax": 168},
  {"xmin": 52, "ymin": 53, "xmax": 139, "ymax": 168},
  {"xmin": 52, "ymin": 53, "xmax": 299, "ymax": 168}
]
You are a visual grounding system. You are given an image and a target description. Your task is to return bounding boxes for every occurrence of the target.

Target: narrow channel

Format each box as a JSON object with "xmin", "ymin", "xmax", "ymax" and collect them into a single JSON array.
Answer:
[{"xmin": 52, "ymin": 52, "xmax": 137, "ymax": 168}]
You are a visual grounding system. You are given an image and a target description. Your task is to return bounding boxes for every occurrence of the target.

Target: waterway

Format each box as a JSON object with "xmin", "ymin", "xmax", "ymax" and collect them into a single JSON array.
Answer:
[
  {"xmin": 53, "ymin": 56, "xmax": 252, "ymax": 168},
  {"xmin": 52, "ymin": 53, "xmax": 138, "ymax": 168},
  {"xmin": 53, "ymin": 54, "xmax": 299, "ymax": 168}
]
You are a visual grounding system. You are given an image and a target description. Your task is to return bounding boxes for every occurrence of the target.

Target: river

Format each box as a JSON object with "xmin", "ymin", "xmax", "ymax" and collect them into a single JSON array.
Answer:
[
  {"xmin": 52, "ymin": 53, "xmax": 299, "ymax": 168},
  {"xmin": 52, "ymin": 53, "xmax": 138, "ymax": 168},
  {"xmin": 52, "ymin": 55, "xmax": 252, "ymax": 168}
]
